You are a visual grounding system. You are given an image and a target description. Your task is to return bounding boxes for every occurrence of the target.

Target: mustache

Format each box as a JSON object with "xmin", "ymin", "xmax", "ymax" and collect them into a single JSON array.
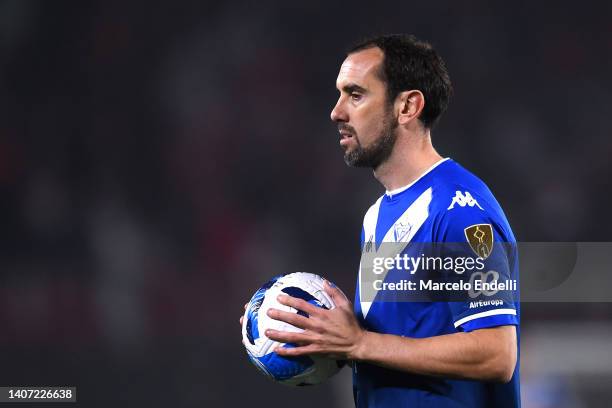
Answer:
[{"xmin": 337, "ymin": 124, "xmax": 357, "ymax": 135}]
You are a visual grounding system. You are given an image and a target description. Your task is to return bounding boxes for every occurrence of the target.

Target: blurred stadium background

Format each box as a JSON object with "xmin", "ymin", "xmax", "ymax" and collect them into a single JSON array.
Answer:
[{"xmin": 1, "ymin": 1, "xmax": 611, "ymax": 407}]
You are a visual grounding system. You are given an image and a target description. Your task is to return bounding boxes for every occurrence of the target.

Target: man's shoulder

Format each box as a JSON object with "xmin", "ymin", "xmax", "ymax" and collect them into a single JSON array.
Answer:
[
  {"xmin": 429, "ymin": 160, "xmax": 500, "ymax": 215},
  {"xmin": 358, "ymin": 159, "xmax": 507, "ymax": 227},
  {"xmin": 432, "ymin": 160, "xmax": 490, "ymax": 192},
  {"xmin": 428, "ymin": 161, "xmax": 515, "ymax": 242}
]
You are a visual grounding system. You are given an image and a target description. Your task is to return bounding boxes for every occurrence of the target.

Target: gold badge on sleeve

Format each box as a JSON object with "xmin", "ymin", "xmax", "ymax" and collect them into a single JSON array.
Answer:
[{"xmin": 464, "ymin": 224, "xmax": 494, "ymax": 259}]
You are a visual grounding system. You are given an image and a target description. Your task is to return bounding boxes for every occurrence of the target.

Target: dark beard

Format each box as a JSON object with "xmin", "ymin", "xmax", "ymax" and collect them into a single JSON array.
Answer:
[{"xmin": 344, "ymin": 110, "xmax": 398, "ymax": 169}]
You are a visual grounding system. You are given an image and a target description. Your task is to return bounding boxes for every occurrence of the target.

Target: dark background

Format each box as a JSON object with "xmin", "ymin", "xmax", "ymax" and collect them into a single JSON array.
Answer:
[{"xmin": 1, "ymin": 1, "xmax": 611, "ymax": 407}]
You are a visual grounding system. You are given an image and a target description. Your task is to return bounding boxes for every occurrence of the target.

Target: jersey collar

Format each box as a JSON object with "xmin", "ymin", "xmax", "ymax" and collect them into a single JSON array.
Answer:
[{"xmin": 385, "ymin": 157, "xmax": 450, "ymax": 198}]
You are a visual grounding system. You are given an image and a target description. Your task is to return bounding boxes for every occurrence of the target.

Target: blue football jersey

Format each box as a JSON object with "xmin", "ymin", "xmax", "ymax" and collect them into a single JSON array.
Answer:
[{"xmin": 353, "ymin": 158, "xmax": 520, "ymax": 408}]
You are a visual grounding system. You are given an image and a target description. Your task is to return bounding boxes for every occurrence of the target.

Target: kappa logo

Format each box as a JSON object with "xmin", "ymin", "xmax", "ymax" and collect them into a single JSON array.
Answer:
[{"xmin": 447, "ymin": 191, "xmax": 484, "ymax": 211}]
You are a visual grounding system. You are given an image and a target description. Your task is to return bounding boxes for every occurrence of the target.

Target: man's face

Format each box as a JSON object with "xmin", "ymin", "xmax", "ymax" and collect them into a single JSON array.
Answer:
[{"xmin": 331, "ymin": 47, "xmax": 398, "ymax": 169}]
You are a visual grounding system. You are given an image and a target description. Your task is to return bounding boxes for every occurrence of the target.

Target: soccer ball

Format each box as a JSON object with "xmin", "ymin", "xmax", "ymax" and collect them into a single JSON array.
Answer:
[{"xmin": 241, "ymin": 272, "xmax": 344, "ymax": 386}]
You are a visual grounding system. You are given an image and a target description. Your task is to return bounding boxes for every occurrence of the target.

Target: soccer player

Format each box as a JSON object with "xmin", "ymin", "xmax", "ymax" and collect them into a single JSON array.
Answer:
[{"xmin": 261, "ymin": 34, "xmax": 520, "ymax": 407}]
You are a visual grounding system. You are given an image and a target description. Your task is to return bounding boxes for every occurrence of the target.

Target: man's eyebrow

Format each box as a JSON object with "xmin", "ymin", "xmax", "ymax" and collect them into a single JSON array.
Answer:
[{"xmin": 340, "ymin": 83, "xmax": 368, "ymax": 94}]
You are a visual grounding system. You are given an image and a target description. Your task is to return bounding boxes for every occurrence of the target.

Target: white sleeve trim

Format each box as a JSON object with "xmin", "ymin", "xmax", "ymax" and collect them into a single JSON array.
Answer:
[{"xmin": 453, "ymin": 308, "xmax": 517, "ymax": 328}]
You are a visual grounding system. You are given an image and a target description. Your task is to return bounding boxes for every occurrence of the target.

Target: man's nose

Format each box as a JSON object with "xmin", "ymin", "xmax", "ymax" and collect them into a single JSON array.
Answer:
[{"xmin": 330, "ymin": 99, "xmax": 348, "ymax": 122}]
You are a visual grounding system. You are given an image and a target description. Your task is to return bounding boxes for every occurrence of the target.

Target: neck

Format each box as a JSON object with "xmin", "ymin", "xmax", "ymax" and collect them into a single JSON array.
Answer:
[{"xmin": 373, "ymin": 127, "xmax": 443, "ymax": 191}]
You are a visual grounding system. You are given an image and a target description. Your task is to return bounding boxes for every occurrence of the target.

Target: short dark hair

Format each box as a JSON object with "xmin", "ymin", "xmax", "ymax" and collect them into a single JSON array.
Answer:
[{"xmin": 348, "ymin": 34, "xmax": 453, "ymax": 129}]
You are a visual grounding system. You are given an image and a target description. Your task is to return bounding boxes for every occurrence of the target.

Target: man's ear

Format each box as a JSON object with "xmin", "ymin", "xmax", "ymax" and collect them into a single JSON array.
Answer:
[{"xmin": 396, "ymin": 90, "xmax": 425, "ymax": 125}]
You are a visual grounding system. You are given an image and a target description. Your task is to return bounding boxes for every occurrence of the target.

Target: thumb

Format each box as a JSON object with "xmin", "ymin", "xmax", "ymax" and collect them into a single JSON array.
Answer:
[{"xmin": 324, "ymin": 279, "xmax": 348, "ymax": 306}]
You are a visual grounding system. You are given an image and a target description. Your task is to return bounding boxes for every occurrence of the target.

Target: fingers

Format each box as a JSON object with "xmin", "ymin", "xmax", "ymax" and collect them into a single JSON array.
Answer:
[
  {"xmin": 274, "ymin": 344, "xmax": 319, "ymax": 357},
  {"xmin": 276, "ymin": 294, "xmax": 322, "ymax": 317},
  {"xmin": 323, "ymin": 280, "xmax": 349, "ymax": 306},
  {"xmin": 265, "ymin": 328, "xmax": 311, "ymax": 345},
  {"xmin": 266, "ymin": 308, "xmax": 313, "ymax": 330}
]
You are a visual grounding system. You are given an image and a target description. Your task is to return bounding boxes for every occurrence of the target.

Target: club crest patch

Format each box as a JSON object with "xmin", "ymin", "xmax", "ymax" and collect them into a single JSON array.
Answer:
[
  {"xmin": 464, "ymin": 224, "xmax": 494, "ymax": 259},
  {"xmin": 393, "ymin": 221, "xmax": 413, "ymax": 242}
]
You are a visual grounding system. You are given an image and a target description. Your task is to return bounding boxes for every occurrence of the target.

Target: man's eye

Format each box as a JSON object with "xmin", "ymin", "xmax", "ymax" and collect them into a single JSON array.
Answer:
[{"xmin": 350, "ymin": 93, "xmax": 363, "ymax": 101}]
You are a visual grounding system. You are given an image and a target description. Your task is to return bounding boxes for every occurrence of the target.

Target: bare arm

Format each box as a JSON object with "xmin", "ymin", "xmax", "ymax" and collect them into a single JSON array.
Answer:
[{"xmin": 353, "ymin": 325, "xmax": 517, "ymax": 382}]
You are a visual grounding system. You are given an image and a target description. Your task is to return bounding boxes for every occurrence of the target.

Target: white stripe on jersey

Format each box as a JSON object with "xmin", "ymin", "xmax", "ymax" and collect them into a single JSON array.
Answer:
[
  {"xmin": 453, "ymin": 308, "xmax": 517, "ymax": 328},
  {"xmin": 358, "ymin": 196, "xmax": 382, "ymax": 319},
  {"xmin": 359, "ymin": 187, "xmax": 433, "ymax": 318}
]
